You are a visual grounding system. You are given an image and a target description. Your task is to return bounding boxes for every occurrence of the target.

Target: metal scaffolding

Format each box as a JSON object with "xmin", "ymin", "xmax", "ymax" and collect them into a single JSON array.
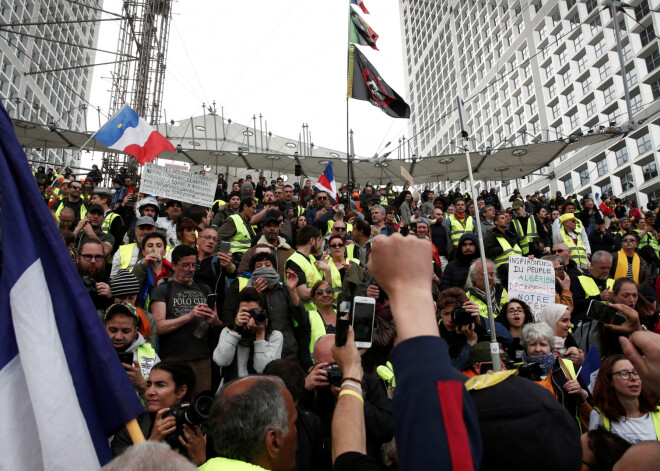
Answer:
[{"xmin": 104, "ymin": 0, "xmax": 172, "ymax": 182}]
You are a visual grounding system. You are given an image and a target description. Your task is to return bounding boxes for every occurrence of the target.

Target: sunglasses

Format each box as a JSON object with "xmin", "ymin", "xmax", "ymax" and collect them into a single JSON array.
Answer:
[
  {"xmin": 334, "ymin": 227, "xmax": 347, "ymax": 232},
  {"xmin": 622, "ymin": 238, "xmax": 636, "ymax": 243},
  {"xmin": 553, "ymin": 249, "xmax": 568, "ymax": 254},
  {"xmin": 317, "ymin": 196, "xmax": 328, "ymax": 200},
  {"xmin": 315, "ymin": 287, "xmax": 334, "ymax": 296},
  {"xmin": 329, "ymin": 243, "xmax": 345, "ymax": 248}
]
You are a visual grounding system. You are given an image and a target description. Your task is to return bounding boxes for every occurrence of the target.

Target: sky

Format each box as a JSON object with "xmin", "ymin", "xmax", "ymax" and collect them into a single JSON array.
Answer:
[{"xmin": 87, "ymin": 0, "xmax": 410, "ymax": 171}]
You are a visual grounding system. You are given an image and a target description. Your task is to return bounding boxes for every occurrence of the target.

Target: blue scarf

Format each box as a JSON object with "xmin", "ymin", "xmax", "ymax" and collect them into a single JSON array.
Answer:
[{"xmin": 522, "ymin": 352, "xmax": 555, "ymax": 375}]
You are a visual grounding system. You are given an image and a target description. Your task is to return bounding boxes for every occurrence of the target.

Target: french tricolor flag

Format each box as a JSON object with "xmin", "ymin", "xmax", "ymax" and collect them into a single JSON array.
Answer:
[
  {"xmin": 93, "ymin": 104, "xmax": 175, "ymax": 166},
  {"xmin": 351, "ymin": 0, "xmax": 369, "ymax": 14},
  {"xmin": 0, "ymin": 100, "xmax": 144, "ymax": 469},
  {"xmin": 315, "ymin": 161, "xmax": 338, "ymax": 200}
]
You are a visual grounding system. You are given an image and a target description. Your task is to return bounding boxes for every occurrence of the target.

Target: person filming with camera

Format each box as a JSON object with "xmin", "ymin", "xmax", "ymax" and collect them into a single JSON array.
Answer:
[
  {"xmin": 111, "ymin": 360, "xmax": 207, "ymax": 466},
  {"xmin": 213, "ymin": 287, "xmax": 283, "ymax": 383}
]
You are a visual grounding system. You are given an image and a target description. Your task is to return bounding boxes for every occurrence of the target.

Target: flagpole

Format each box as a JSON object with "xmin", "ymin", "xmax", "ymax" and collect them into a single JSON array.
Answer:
[
  {"xmin": 125, "ymin": 418, "xmax": 146, "ymax": 444},
  {"xmin": 346, "ymin": 0, "xmax": 352, "ymax": 188}
]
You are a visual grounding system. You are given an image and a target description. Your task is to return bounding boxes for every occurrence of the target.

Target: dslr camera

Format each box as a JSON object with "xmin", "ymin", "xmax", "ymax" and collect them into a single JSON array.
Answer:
[
  {"xmin": 163, "ymin": 389, "xmax": 215, "ymax": 450},
  {"xmin": 248, "ymin": 308, "xmax": 268, "ymax": 325},
  {"xmin": 517, "ymin": 363, "xmax": 543, "ymax": 382},
  {"xmin": 451, "ymin": 303, "xmax": 474, "ymax": 327},
  {"xmin": 322, "ymin": 365, "xmax": 343, "ymax": 387},
  {"xmin": 80, "ymin": 275, "xmax": 97, "ymax": 295}
]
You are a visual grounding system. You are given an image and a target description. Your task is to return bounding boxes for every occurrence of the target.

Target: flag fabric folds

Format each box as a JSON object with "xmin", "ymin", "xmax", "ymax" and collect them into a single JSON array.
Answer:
[
  {"xmin": 93, "ymin": 104, "xmax": 175, "ymax": 166},
  {"xmin": 315, "ymin": 161, "xmax": 337, "ymax": 200},
  {"xmin": 349, "ymin": 9, "xmax": 379, "ymax": 50},
  {"xmin": 0, "ymin": 100, "xmax": 145, "ymax": 469},
  {"xmin": 347, "ymin": 45, "xmax": 411, "ymax": 119},
  {"xmin": 351, "ymin": 0, "xmax": 370, "ymax": 14},
  {"xmin": 579, "ymin": 347, "xmax": 602, "ymax": 394}
]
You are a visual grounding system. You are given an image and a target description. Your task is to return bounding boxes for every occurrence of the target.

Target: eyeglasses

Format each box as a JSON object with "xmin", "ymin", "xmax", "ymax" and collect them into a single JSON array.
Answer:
[
  {"xmin": 317, "ymin": 196, "xmax": 328, "ymax": 201},
  {"xmin": 622, "ymin": 238, "xmax": 636, "ymax": 243},
  {"xmin": 329, "ymin": 243, "xmax": 345, "ymax": 248},
  {"xmin": 315, "ymin": 287, "xmax": 334, "ymax": 296},
  {"xmin": 334, "ymin": 227, "xmax": 347, "ymax": 232},
  {"xmin": 70, "ymin": 185, "xmax": 82, "ymax": 190},
  {"xmin": 199, "ymin": 235, "xmax": 219, "ymax": 242},
  {"xmin": 507, "ymin": 308, "xmax": 524, "ymax": 314},
  {"xmin": 609, "ymin": 370, "xmax": 640, "ymax": 380},
  {"xmin": 80, "ymin": 254, "xmax": 104, "ymax": 262},
  {"xmin": 553, "ymin": 249, "xmax": 568, "ymax": 254},
  {"xmin": 177, "ymin": 262, "xmax": 197, "ymax": 269}
]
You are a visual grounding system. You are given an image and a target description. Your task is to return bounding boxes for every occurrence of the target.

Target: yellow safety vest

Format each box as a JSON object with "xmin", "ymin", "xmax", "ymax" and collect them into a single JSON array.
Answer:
[
  {"xmin": 102, "ymin": 212, "xmax": 123, "ymax": 234},
  {"xmin": 200, "ymin": 456, "xmax": 269, "ymax": 471},
  {"xmin": 228, "ymin": 214, "xmax": 252, "ymax": 255},
  {"xmin": 308, "ymin": 310, "xmax": 326, "ymax": 354},
  {"xmin": 285, "ymin": 251, "xmax": 324, "ymax": 311},
  {"xmin": 467, "ymin": 288, "xmax": 508, "ymax": 318},
  {"xmin": 493, "ymin": 235, "xmax": 522, "ymax": 268},
  {"xmin": 346, "ymin": 243, "xmax": 356, "ymax": 260},
  {"xmin": 578, "ymin": 276, "xmax": 614, "ymax": 299},
  {"xmin": 595, "ymin": 406, "xmax": 660, "ymax": 440},
  {"xmin": 379, "ymin": 195, "xmax": 388, "ymax": 206},
  {"xmin": 136, "ymin": 343, "xmax": 157, "ymax": 380},
  {"xmin": 212, "ymin": 199, "xmax": 228, "ymax": 211},
  {"xmin": 55, "ymin": 200, "xmax": 87, "ymax": 220},
  {"xmin": 119, "ymin": 243, "xmax": 138, "ymax": 269},
  {"xmin": 328, "ymin": 258, "xmax": 360, "ymax": 300},
  {"xmin": 448, "ymin": 214, "xmax": 475, "ymax": 247},
  {"xmin": 511, "ymin": 216, "xmax": 538, "ymax": 255},
  {"xmin": 636, "ymin": 229, "xmax": 660, "ymax": 254},
  {"xmin": 561, "ymin": 229, "xmax": 589, "ymax": 268}
]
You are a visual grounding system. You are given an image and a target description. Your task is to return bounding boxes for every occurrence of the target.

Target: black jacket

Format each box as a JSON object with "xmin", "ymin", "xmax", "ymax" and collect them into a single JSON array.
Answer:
[{"xmin": 441, "ymin": 233, "xmax": 479, "ymax": 291}]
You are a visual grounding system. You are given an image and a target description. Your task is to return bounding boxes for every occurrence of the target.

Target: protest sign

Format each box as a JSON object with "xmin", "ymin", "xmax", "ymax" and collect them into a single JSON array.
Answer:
[
  {"xmin": 507, "ymin": 256, "xmax": 556, "ymax": 317},
  {"xmin": 139, "ymin": 163, "xmax": 216, "ymax": 207}
]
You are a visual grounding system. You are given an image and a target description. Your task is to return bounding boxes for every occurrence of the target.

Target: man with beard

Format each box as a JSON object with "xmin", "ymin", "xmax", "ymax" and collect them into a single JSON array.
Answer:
[
  {"xmin": 285, "ymin": 225, "xmax": 325, "ymax": 311},
  {"xmin": 73, "ymin": 204, "xmax": 114, "ymax": 256},
  {"xmin": 446, "ymin": 198, "xmax": 475, "ymax": 249},
  {"xmin": 52, "ymin": 180, "xmax": 87, "ymax": 224},
  {"xmin": 58, "ymin": 207, "xmax": 76, "ymax": 231},
  {"xmin": 91, "ymin": 187, "xmax": 126, "ymax": 254},
  {"xmin": 239, "ymin": 211, "xmax": 295, "ymax": 280},
  {"xmin": 156, "ymin": 199, "xmax": 184, "ymax": 247},
  {"xmin": 484, "ymin": 212, "xmax": 523, "ymax": 286},
  {"xmin": 194, "ymin": 227, "xmax": 236, "ymax": 298},
  {"xmin": 441, "ymin": 234, "xmax": 480, "ymax": 290},
  {"xmin": 76, "ymin": 238, "xmax": 113, "ymax": 311},
  {"xmin": 103, "ymin": 302, "xmax": 159, "ymax": 395},
  {"xmin": 250, "ymin": 190, "xmax": 279, "ymax": 226}
]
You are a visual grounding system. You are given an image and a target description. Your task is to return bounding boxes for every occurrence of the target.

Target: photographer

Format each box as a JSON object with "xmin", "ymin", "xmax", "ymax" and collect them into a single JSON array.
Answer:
[
  {"xmin": 111, "ymin": 360, "xmax": 206, "ymax": 466},
  {"xmin": 75, "ymin": 238, "xmax": 113, "ymax": 311},
  {"xmin": 437, "ymin": 287, "xmax": 512, "ymax": 370},
  {"xmin": 213, "ymin": 287, "xmax": 283, "ymax": 383}
]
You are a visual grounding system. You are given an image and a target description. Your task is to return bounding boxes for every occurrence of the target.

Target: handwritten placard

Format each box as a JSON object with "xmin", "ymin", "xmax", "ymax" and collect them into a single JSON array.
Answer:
[
  {"xmin": 507, "ymin": 256, "xmax": 556, "ymax": 317},
  {"xmin": 140, "ymin": 164, "xmax": 216, "ymax": 207}
]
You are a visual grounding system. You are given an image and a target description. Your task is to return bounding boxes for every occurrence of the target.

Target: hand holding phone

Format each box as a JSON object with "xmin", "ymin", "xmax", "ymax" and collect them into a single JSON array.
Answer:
[
  {"xmin": 587, "ymin": 300, "xmax": 626, "ymax": 325},
  {"xmin": 335, "ymin": 299, "xmax": 351, "ymax": 347},
  {"xmin": 351, "ymin": 296, "xmax": 376, "ymax": 349}
]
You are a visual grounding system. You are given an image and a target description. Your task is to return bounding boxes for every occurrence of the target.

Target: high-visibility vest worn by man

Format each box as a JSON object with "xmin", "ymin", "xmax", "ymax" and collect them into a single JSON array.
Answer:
[
  {"xmin": 447, "ymin": 213, "xmax": 475, "ymax": 248},
  {"xmin": 559, "ymin": 214, "xmax": 588, "ymax": 269},
  {"xmin": 511, "ymin": 214, "xmax": 539, "ymax": 256}
]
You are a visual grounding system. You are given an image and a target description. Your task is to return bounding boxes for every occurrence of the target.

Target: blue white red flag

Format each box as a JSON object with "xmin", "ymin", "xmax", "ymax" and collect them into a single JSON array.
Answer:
[
  {"xmin": 315, "ymin": 161, "xmax": 337, "ymax": 200},
  {"xmin": 580, "ymin": 346, "xmax": 602, "ymax": 394},
  {"xmin": 0, "ymin": 100, "xmax": 145, "ymax": 469},
  {"xmin": 93, "ymin": 104, "xmax": 175, "ymax": 165},
  {"xmin": 351, "ymin": 0, "xmax": 370, "ymax": 14}
]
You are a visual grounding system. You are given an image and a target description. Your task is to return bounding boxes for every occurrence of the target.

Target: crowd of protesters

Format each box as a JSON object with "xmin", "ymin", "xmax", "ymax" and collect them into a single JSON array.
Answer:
[{"xmin": 26, "ymin": 164, "xmax": 660, "ymax": 470}]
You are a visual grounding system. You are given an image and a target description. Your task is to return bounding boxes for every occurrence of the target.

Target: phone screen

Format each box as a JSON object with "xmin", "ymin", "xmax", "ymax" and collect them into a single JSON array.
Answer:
[
  {"xmin": 219, "ymin": 240, "xmax": 231, "ymax": 254},
  {"xmin": 352, "ymin": 301, "xmax": 375, "ymax": 343},
  {"xmin": 335, "ymin": 300, "xmax": 351, "ymax": 347},
  {"xmin": 587, "ymin": 300, "xmax": 626, "ymax": 325}
]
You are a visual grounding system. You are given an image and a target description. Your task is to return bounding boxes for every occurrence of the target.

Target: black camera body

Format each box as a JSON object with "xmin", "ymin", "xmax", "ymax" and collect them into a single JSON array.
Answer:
[
  {"xmin": 322, "ymin": 365, "xmax": 344, "ymax": 387},
  {"xmin": 517, "ymin": 363, "xmax": 543, "ymax": 382},
  {"xmin": 163, "ymin": 390, "xmax": 215, "ymax": 450},
  {"xmin": 249, "ymin": 308, "xmax": 268, "ymax": 325},
  {"xmin": 81, "ymin": 275, "xmax": 97, "ymax": 294},
  {"xmin": 451, "ymin": 303, "xmax": 473, "ymax": 327}
]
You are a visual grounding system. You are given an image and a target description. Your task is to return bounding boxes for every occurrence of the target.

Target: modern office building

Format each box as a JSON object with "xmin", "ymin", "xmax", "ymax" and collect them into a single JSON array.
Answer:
[
  {"xmin": 0, "ymin": 0, "xmax": 101, "ymax": 167},
  {"xmin": 400, "ymin": 0, "xmax": 660, "ymax": 208}
]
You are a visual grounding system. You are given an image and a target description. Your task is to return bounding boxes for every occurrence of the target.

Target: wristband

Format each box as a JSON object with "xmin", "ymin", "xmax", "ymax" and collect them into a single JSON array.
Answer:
[
  {"xmin": 341, "ymin": 380, "xmax": 362, "ymax": 392},
  {"xmin": 342, "ymin": 377, "xmax": 362, "ymax": 385},
  {"xmin": 338, "ymin": 389, "xmax": 364, "ymax": 404}
]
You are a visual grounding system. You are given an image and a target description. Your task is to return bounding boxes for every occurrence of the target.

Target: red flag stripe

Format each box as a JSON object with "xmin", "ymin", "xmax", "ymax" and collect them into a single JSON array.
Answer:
[{"xmin": 435, "ymin": 380, "xmax": 475, "ymax": 471}]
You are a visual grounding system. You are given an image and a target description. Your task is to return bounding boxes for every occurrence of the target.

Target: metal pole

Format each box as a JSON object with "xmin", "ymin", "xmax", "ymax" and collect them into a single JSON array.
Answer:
[
  {"xmin": 611, "ymin": 1, "xmax": 636, "ymax": 128},
  {"xmin": 457, "ymin": 96, "xmax": 501, "ymax": 371}
]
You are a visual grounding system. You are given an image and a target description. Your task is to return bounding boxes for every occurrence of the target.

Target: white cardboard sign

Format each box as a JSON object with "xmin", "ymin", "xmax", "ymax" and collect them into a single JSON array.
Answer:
[
  {"xmin": 507, "ymin": 256, "xmax": 556, "ymax": 317},
  {"xmin": 140, "ymin": 163, "xmax": 216, "ymax": 207}
]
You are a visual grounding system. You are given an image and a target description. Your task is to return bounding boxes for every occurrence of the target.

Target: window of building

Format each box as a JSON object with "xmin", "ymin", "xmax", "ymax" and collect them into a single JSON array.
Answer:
[
  {"xmin": 521, "ymin": 47, "xmax": 529, "ymax": 60},
  {"xmin": 627, "ymin": 68, "xmax": 638, "ymax": 87},
  {"xmin": 586, "ymin": 100, "xmax": 597, "ymax": 116},
  {"xmin": 641, "ymin": 24, "xmax": 656, "ymax": 47},
  {"xmin": 570, "ymin": 113, "xmax": 580, "ymax": 129},
  {"xmin": 637, "ymin": 133, "xmax": 652, "ymax": 154},
  {"xmin": 559, "ymin": 49, "xmax": 568, "ymax": 65},
  {"xmin": 579, "ymin": 168, "xmax": 590, "ymax": 186},
  {"xmin": 599, "ymin": 62, "xmax": 611, "ymax": 81},
  {"xmin": 567, "ymin": 0, "xmax": 576, "ymax": 9},
  {"xmin": 563, "ymin": 70, "xmax": 573, "ymax": 86},
  {"xmin": 643, "ymin": 162, "xmax": 658, "ymax": 181},
  {"xmin": 578, "ymin": 55, "xmax": 588, "ymax": 72},
  {"xmin": 549, "ymin": 82, "xmax": 557, "ymax": 98},
  {"xmin": 631, "ymin": 93, "xmax": 643, "ymax": 112},
  {"xmin": 539, "ymin": 26, "xmax": 547, "ymax": 41},
  {"xmin": 645, "ymin": 50, "xmax": 660, "ymax": 73},
  {"xmin": 526, "ymin": 82, "xmax": 535, "ymax": 97},
  {"xmin": 595, "ymin": 39, "xmax": 606, "ymax": 57},
  {"xmin": 574, "ymin": 33, "xmax": 585, "ymax": 50},
  {"xmin": 566, "ymin": 90, "xmax": 576, "ymax": 107},
  {"xmin": 586, "ymin": 0, "xmax": 598, "ymax": 13},
  {"xmin": 552, "ymin": 9, "xmax": 561, "ymax": 24},
  {"xmin": 524, "ymin": 64, "xmax": 532, "ymax": 77},
  {"xmin": 582, "ymin": 77, "xmax": 593, "ymax": 94},
  {"xmin": 601, "ymin": 182, "xmax": 613, "ymax": 196},
  {"xmin": 534, "ymin": 0, "xmax": 543, "ymax": 13},
  {"xmin": 590, "ymin": 16, "xmax": 602, "ymax": 35},
  {"xmin": 604, "ymin": 84, "xmax": 616, "ymax": 103},
  {"xmin": 596, "ymin": 159, "xmax": 608, "ymax": 177},
  {"xmin": 569, "ymin": 12, "xmax": 580, "ymax": 28},
  {"xmin": 621, "ymin": 172, "xmax": 635, "ymax": 190},
  {"xmin": 635, "ymin": 0, "xmax": 650, "ymax": 21},
  {"xmin": 564, "ymin": 177, "xmax": 574, "ymax": 194},
  {"xmin": 552, "ymin": 102, "xmax": 561, "ymax": 118},
  {"xmin": 651, "ymin": 79, "xmax": 660, "ymax": 100}
]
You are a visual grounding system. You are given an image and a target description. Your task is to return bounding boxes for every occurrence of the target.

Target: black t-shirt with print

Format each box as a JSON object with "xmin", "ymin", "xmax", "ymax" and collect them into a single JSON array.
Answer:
[{"xmin": 151, "ymin": 280, "xmax": 211, "ymax": 361}]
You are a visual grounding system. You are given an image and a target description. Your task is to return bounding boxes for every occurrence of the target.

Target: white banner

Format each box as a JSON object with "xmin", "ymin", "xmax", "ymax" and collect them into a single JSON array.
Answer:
[
  {"xmin": 507, "ymin": 256, "xmax": 556, "ymax": 317},
  {"xmin": 139, "ymin": 163, "xmax": 216, "ymax": 207}
]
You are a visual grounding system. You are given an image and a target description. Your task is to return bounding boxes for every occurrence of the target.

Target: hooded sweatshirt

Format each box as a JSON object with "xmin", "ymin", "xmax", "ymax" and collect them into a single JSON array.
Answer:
[
  {"xmin": 440, "ymin": 233, "xmax": 480, "ymax": 291},
  {"xmin": 123, "ymin": 332, "xmax": 160, "ymax": 380}
]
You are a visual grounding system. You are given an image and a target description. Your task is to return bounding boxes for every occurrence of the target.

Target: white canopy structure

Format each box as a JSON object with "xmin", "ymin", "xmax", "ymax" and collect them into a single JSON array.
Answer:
[{"xmin": 12, "ymin": 114, "xmax": 622, "ymax": 185}]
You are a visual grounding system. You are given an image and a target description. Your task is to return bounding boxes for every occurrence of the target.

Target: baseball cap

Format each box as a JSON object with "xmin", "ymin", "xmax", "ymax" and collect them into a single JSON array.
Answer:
[
  {"xmin": 104, "ymin": 301, "xmax": 141, "ymax": 326},
  {"xmin": 512, "ymin": 201, "xmax": 524, "ymax": 210},
  {"xmin": 135, "ymin": 216, "xmax": 156, "ymax": 227},
  {"xmin": 263, "ymin": 210, "xmax": 283, "ymax": 226},
  {"xmin": 93, "ymin": 187, "xmax": 114, "ymax": 197},
  {"xmin": 87, "ymin": 204, "xmax": 104, "ymax": 214}
]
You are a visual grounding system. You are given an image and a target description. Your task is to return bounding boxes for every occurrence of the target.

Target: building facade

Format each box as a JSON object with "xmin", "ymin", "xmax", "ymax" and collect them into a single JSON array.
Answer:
[
  {"xmin": 0, "ymin": 0, "xmax": 101, "ymax": 167},
  {"xmin": 400, "ymin": 0, "xmax": 660, "ymax": 208}
]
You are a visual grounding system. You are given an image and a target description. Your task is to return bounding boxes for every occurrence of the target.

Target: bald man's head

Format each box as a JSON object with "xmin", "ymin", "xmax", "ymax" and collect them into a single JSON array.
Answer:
[{"xmin": 313, "ymin": 334, "xmax": 335, "ymax": 366}]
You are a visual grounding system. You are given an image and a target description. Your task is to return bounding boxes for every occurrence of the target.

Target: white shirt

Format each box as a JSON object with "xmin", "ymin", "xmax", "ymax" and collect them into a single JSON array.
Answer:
[{"xmin": 590, "ymin": 410, "xmax": 657, "ymax": 443}]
